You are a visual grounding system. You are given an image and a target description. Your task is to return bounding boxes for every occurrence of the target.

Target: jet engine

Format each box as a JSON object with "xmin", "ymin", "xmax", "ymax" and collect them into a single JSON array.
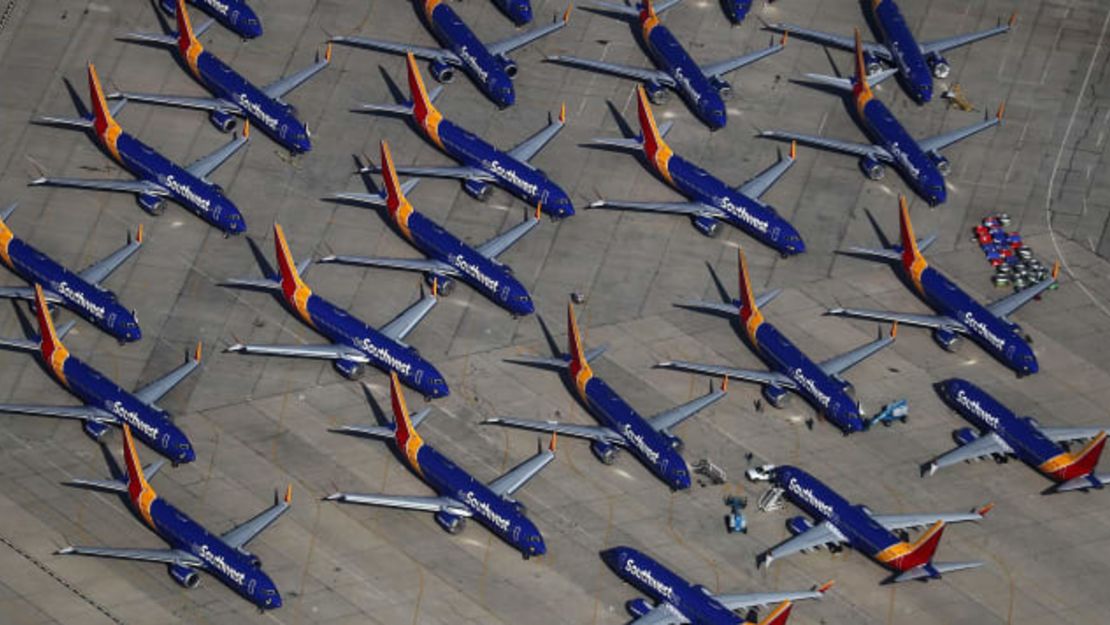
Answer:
[
  {"xmin": 463, "ymin": 177, "xmax": 492, "ymax": 201},
  {"xmin": 425, "ymin": 273, "xmax": 455, "ymax": 296},
  {"xmin": 429, "ymin": 59, "xmax": 456, "ymax": 83},
  {"xmin": 932, "ymin": 328, "xmax": 962, "ymax": 352},
  {"xmin": 333, "ymin": 358, "xmax": 365, "ymax": 380},
  {"xmin": 862, "ymin": 51, "xmax": 883, "ymax": 77},
  {"xmin": 668, "ymin": 435, "xmax": 684, "ymax": 454},
  {"xmin": 499, "ymin": 55, "xmax": 519, "ymax": 79},
  {"xmin": 786, "ymin": 515, "xmax": 812, "ymax": 536},
  {"xmin": 692, "ymin": 215, "xmax": 721, "ymax": 237},
  {"xmin": 709, "ymin": 76, "xmax": 733, "ymax": 100},
  {"xmin": 434, "ymin": 510, "xmax": 467, "ymax": 534},
  {"xmin": 169, "ymin": 564, "xmax": 201, "ymax": 589},
  {"xmin": 953, "ymin": 427, "xmax": 978, "ymax": 446},
  {"xmin": 590, "ymin": 440, "xmax": 619, "ymax": 465},
  {"xmin": 137, "ymin": 193, "xmax": 166, "ymax": 216},
  {"xmin": 209, "ymin": 109, "xmax": 237, "ymax": 133},
  {"xmin": 762, "ymin": 385, "xmax": 789, "ymax": 409},
  {"xmin": 929, "ymin": 151, "xmax": 951, "ymax": 176},
  {"xmin": 859, "ymin": 155, "xmax": 885, "ymax": 180},
  {"xmin": 644, "ymin": 81, "xmax": 670, "ymax": 105},
  {"xmin": 927, "ymin": 53, "xmax": 951, "ymax": 79}
]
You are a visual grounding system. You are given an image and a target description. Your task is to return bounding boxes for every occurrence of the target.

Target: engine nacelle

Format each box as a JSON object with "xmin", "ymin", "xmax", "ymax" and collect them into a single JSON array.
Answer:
[
  {"xmin": 499, "ymin": 55, "xmax": 518, "ymax": 79},
  {"xmin": 248, "ymin": 553, "xmax": 262, "ymax": 569},
  {"xmin": 1022, "ymin": 416, "xmax": 1040, "ymax": 429},
  {"xmin": 709, "ymin": 77, "xmax": 733, "ymax": 100},
  {"xmin": 928, "ymin": 53, "xmax": 951, "ymax": 79},
  {"xmin": 954, "ymin": 427, "xmax": 978, "ymax": 446},
  {"xmin": 333, "ymin": 358, "xmax": 365, "ymax": 380},
  {"xmin": 83, "ymin": 420, "xmax": 111, "ymax": 440},
  {"xmin": 644, "ymin": 81, "xmax": 670, "ymax": 105},
  {"xmin": 668, "ymin": 435, "xmax": 684, "ymax": 454},
  {"xmin": 762, "ymin": 385, "xmax": 789, "ymax": 409},
  {"xmin": 590, "ymin": 440, "xmax": 619, "ymax": 465},
  {"xmin": 834, "ymin": 376, "xmax": 855, "ymax": 398},
  {"xmin": 692, "ymin": 215, "xmax": 721, "ymax": 237},
  {"xmin": 933, "ymin": 328, "xmax": 962, "ymax": 352},
  {"xmin": 284, "ymin": 103, "xmax": 299, "ymax": 119},
  {"xmin": 786, "ymin": 515, "xmax": 812, "ymax": 536},
  {"xmin": 425, "ymin": 273, "xmax": 455, "ymax": 296},
  {"xmin": 137, "ymin": 193, "xmax": 166, "ymax": 216},
  {"xmin": 169, "ymin": 564, "xmax": 200, "ymax": 589},
  {"xmin": 209, "ymin": 109, "xmax": 237, "ymax": 133},
  {"xmin": 862, "ymin": 51, "xmax": 883, "ymax": 77},
  {"xmin": 434, "ymin": 510, "xmax": 467, "ymax": 534},
  {"xmin": 929, "ymin": 151, "xmax": 951, "ymax": 177},
  {"xmin": 463, "ymin": 177, "xmax": 492, "ymax": 201},
  {"xmin": 859, "ymin": 155, "xmax": 885, "ymax": 181},
  {"xmin": 627, "ymin": 598, "xmax": 653, "ymax": 617},
  {"xmin": 429, "ymin": 59, "xmax": 456, "ymax": 83}
]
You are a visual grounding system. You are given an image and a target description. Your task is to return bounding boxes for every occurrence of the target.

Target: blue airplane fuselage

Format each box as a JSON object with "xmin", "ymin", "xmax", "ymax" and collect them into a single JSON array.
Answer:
[
  {"xmin": 602, "ymin": 546, "xmax": 743, "ymax": 625},
  {"xmin": 722, "ymin": 0, "xmax": 753, "ymax": 24},
  {"xmin": 0, "ymin": 235, "xmax": 140, "ymax": 342},
  {"xmin": 666, "ymin": 155, "xmax": 805, "ymax": 255},
  {"xmin": 162, "ymin": 0, "xmax": 263, "ymax": 39},
  {"xmin": 423, "ymin": 0, "xmax": 516, "ymax": 107},
  {"xmin": 856, "ymin": 96, "xmax": 947, "ymax": 206},
  {"xmin": 872, "ymin": 0, "xmax": 934, "ymax": 103},
  {"xmin": 750, "ymin": 322, "xmax": 866, "ymax": 433},
  {"xmin": 402, "ymin": 211, "xmax": 535, "ymax": 316},
  {"xmin": 113, "ymin": 132, "xmax": 247, "ymax": 233},
  {"xmin": 641, "ymin": 16, "xmax": 727, "ymax": 129},
  {"xmin": 412, "ymin": 443, "xmax": 547, "ymax": 555},
  {"xmin": 146, "ymin": 496, "xmax": 282, "ymax": 608},
  {"xmin": 491, "ymin": 0, "xmax": 532, "ymax": 25}
]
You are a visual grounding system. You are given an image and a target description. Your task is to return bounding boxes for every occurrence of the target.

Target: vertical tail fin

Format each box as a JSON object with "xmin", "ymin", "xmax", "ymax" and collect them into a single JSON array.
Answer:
[
  {"xmin": 757, "ymin": 601, "xmax": 794, "ymax": 625},
  {"xmin": 639, "ymin": 0, "xmax": 657, "ymax": 23},
  {"xmin": 175, "ymin": 0, "xmax": 202, "ymax": 61},
  {"xmin": 889, "ymin": 521, "xmax": 947, "ymax": 571},
  {"xmin": 897, "ymin": 196, "xmax": 928, "ymax": 278},
  {"xmin": 86, "ymin": 63, "xmax": 120, "ymax": 139},
  {"xmin": 389, "ymin": 372, "xmax": 425, "ymax": 467},
  {"xmin": 121, "ymin": 424, "xmax": 157, "ymax": 523},
  {"xmin": 566, "ymin": 300, "xmax": 593, "ymax": 389},
  {"xmin": 635, "ymin": 86, "xmax": 673, "ymax": 181},
  {"xmin": 1049, "ymin": 431, "xmax": 1108, "ymax": 481},
  {"xmin": 272, "ymin": 223, "xmax": 310, "ymax": 307},
  {"xmin": 736, "ymin": 249, "xmax": 764, "ymax": 336},
  {"xmin": 378, "ymin": 141, "xmax": 415, "ymax": 236},
  {"xmin": 32, "ymin": 285, "xmax": 70, "ymax": 377},
  {"xmin": 405, "ymin": 52, "xmax": 440, "ymax": 125},
  {"xmin": 852, "ymin": 28, "xmax": 872, "ymax": 101}
]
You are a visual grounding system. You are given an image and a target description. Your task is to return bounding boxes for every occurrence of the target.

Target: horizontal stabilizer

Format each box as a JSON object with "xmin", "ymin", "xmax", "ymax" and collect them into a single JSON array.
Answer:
[
  {"xmin": 1055, "ymin": 472, "xmax": 1110, "ymax": 493},
  {"xmin": 504, "ymin": 345, "xmax": 607, "ymax": 369},
  {"xmin": 890, "ymin": 561, "xmax": 982, "ymax": 583},
  {"xmin": 800, "ymin": 67, "xmax": 899, "ymax": 92},
  {"xmin": 354, "ymin": 102, "xmax": 413, "ymax": 116},
  {"xmin": 31, "ymin": 115, "xmax": 93, "ymax": 129},
  {"xmin": 65, "ymin": 461, "xmax": 165, "ymax": 493},
  {"xmin": 587, "ymin": 135, "xmax": 642, "ymax": 151}
]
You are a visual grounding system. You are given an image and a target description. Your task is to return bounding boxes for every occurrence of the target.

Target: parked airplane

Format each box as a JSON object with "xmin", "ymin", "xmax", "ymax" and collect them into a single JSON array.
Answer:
[
  {"xmin": 759, "ymin": 30, "xmax": 1002, "ymax": 206},
  {"xmin": 766, "ymin": 0, "xmax": 1016, "ymax": 103},
  {"xmin": 722, "ymin": 0, "xmax": 753, "ymax": 25},
  {"xmin": 658, "ymin": 250, "xmax": 895, "ymax": 434},
  {"xmin": 59, "ymin": 424, "xmax": 290, "ymax": 610},
  {"xmin": 323, "ymin": 141, "xmax": 540, "ymax": 317},
  {"xmin": 483, "ymin": 299, "xmax": 726, "ymax": 490},
  {"xmin": 926, "ymin": 378, "xmax": 1109, "ymax": 493},
  {"xmin": 750, "ymin": 464, "xmax": 992, "ymax": 583},
  {"xmin": 31, "ymin": 63, "xmax": 249, "ymax": 235},
  {"xmin": 587, "ymin": 86, "xmax": 804, "ymax": 256},
  {"xmin": 0, "ymin": 203, "xmax": 143, "ymax": 343},
  {"xmin": 222, "ymin": 224, "xmax": 449, "ymax": 399},
  {"xmin": 602, "ymin": 545, "xmax": 832, "ymax": 625},
  {"xmin": 548, "ymin": 0, "xmax": 785, "ymax": 129},
  {"xmin": 112, "ymin": 0, "xmax": 329, "ymax": 153},
  {"xmin": 494, "ymin": 0, "xmax": 536, "ymax": 25},
  {"xmin": 829, "ymin": 196, "xmax": 1056, "ymax": 376},
  {"xmin": 160, "ymin": 0, "xmax": 263, "ymax": 39},
  {"xmin": 0, "ymin": 286, "xmax": 200, "ymax": 464},
  {"xmin": 327, "ymin": 372, "xmax": 556, "ymax": 558},
  {"xmin": 330, "ymin": 1, "xmax": 572, "ymax": 108},
  {"xmin": 351, "ymin": 53, "xmax": 573, "ymax": 217}
]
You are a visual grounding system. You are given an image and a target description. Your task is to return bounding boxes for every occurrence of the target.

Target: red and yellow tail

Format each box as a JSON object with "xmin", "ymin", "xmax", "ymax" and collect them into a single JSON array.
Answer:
[
  {"xmin": 636, "ymin": 86, "xmax": 673, "ymax": 184},
  {"xmin": 272, "ymin": 223, "xmax": 313, "ymax": 323},
  {"xmin": 405, "ymin": 53, "xmax": 444, "ymax": 148},
  {"xmin": 32, "ymin": 285, "xmax": 70, "ymax": 384},
  {"xmin": 639, "ymin": 0, "xmax": 659, "ymax": 31},
  {"xmin": 175, "ymin": 0, "xmax": 204, "ymax": 73},
  {"xmin": 1043, "ymin": 431, "xmax": 1108, "ymax": 481},
  {"xmin": 0, "ymin": 210, "xmax": 13, "ymax": 268},
  {"xmin": 379, "ymin": 140, "xmax": 415, "ymax": 239},
  {"xmin": 880, "ymin": 521, "xmax": 947, "ymax": 572},
  {"xmin": 389, "ymin": 372, "xmax": 425, "ymax": 471},
  {"xmin": 736, "ymin": 249, "xmax": 764, "ymax": 341},
  {"xmin": 851, "ymin": 28, "xmax": 873, "ymax": 109},
  {"xmin": 86, "ymin": 63, "xmax": 122, "ymax": 161},
  {"xmin": 567, "ymin": 301, "xmax": 593, "ymax": 397},
  {"xmin": 757, "ymin": 601, "xmax": 794, "ymax": 625},
  {"xmin": 897, "ymin": 196, "xmax": 928, "ymax": 288},
  {"xmin": 121, "ymin": 424, "xmax": 158, "ymax": 527}
]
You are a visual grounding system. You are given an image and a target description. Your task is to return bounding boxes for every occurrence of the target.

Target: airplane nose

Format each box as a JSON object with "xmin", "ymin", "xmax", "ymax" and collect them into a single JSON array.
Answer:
[
  {"xmin": 179, "ymin": 445, "xmax": 196, "ymax": 464},
  {"xmin": 512, "ymin": 0, "xmax": 533, "ymax": 23},
  {"xmin": 516, "ymin": 296, "xmax": 535, "ymax": 316},
  {"xmin": 599, "ymin": 547, "xmax": 625, "ymax": 569}
]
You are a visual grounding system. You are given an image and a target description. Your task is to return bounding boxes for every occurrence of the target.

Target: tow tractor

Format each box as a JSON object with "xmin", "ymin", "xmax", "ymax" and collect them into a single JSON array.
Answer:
[
  {"xmin": 867, "ymin": 399, "xmax": 908, "ymax": 428},
  {"xmin": 725, "ymin": 496, "xmax": 748, "ymax": 534}
]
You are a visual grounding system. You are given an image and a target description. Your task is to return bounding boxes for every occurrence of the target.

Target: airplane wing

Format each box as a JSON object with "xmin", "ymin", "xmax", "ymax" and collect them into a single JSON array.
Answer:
[
  {"xmin": 759, "ymin": 131, "xmax": 890, "ymax": 161},
  {"xmin": 325, "ymin": 492, "xmax": 472, "ymax": 516},
  {"xmin": 506, "ymin": 111, "xmax": 566, "ymax": 163},
  {"xmin": 919, "ymin": 19, "xmax": 1015, "ymax": 56},
  {"xmin": 30, "ymin": 176, "xmax": 164, "ymax": 195},
  {"xmin": 379, "ymin": 290, "xmax": 438, "ymax": 343},
  {"xmin": 474, "ymin": 214, "xmax": 541, "ymax": 259},
  {"xmin": 107, "ymin": 91, "xmax": 231, "ymax": 113},
  {"xmin": 57, "ymin": 546, "xmax": 201, "ymax": 566},
  {"xmin": 487, "ymin": 8, "xmax": 572, "ymax": 57},
  {"xmin": 0, "ymin": 403, "xmax": 108, "ymax": 421},
  {"xmin": 588, "ymin": 200, "xmax": 721, "ymax": 218},
  {"xmin": 1038, "ymin": 427, "xmax": 1105, "ymax": 443},
  {"xmin": 916, "ymin": 110, "xmax": 1003, "ymax": 154},
  {"xmin": 486, "ymin": 444, "xmax": 556, "ymax": 498},
  {"xmin": 701, "ymin": 40, "xmax": 785, "ymax": 80},
  {"xmin": 262, "ymin": 50, "xmax": 332, "ymax": 101},
  {"xmin": 737, "ymin": 149, "xmax": 796, "ymax": 199},
  {"xmin": 221, "ymin": 487, "xmax": 292, "ymax": 550},
  {"xmin": 0, "ymin": 285, "xmax": 60, "ymax": 304},
  {"xmin": 185, "ymin": 131, "xmax": 249, "ymax": 181},
  {"xmin": 714, "ymin": 588, "xmax": 827, "ymax": 611},
  {"xmin": 647, "ymin": 385, "xmax": 727, "ymax": 433},
  {"xmin": 926, "ymin": 432, "xmax": 1011, "ymax": 474},
  {"xmin": 626, "ymin": 602, "xmax": 685, "ymax": 625},
  {"xmin": 483, "ymin": 417, "xmax": 624, "ymax": 444},
  {"xmin": 226, "ymin": 342, "xmax": 369, "ymax": 361},
  {"xmin": 77, "ymin": 228, "xmax": 143, "ymax": 286},
  {"xmin": 319, "ymin": 255, "xmax": 456, "ymax": 275},
  {"xmin": 817, "ymin": 328, "xmax": 895, "ymax": 377},
  {"xmin": 656, "ymin": 360, "xmax": 794, "ymax": 389},
  {"xmin": 329, "ymin": 36, "xmax": 458, "ymax": 64},
  {"xmin": 546, "ymin": 55, "xmax": 675, "ymax": 86},
  {"xmin": 763, "ymin": 520, "xmax": 845, "ymax": 564},
  {"xmin": 133, "ymin": 345, "xmax": 202, "ymax": 407},
  {"xmin": 872, "ymin": 511, "xmax": 986, "ymax": 531},
  {"xmin": 826, "ymin": 307, "xmax": 960, "ymax": 331},
  {"xmin": 985, "ymin": 275, "xmax": 1057, "ymax": 319},
  {"xmin": 764, "ymin": 23, "xmax": 891, "ymax": 59}
]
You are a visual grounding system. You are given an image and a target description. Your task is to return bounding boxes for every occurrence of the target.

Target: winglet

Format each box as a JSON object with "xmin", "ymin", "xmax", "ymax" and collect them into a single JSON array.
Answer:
[
  {"xmin": 193, "ymin": 340, "xmax": 203, "ymax": 362},
  {"xmin": 789, "ymin": 140, "xmax": 796, "ymax": 160},
  {"xmin": 816, "ymin": 579, "xmax": 835, "ymax": 594},
  {"xmin": 284, "ymin": 483, "xmax": 293, "ymax": 504},
  {"xmin": 243, "ymin": 120, "xmax": 251, "ymax": 139},
  {"xmin": 891, "ymin": 321, "xmax": 898, "ymax": 339},
  {"xmin": 1051, "ymin": 260, "xmax": 1060, "ymax": 280},
  {"xmin": 722, "ymin": 375, "xmax": 729, "ymax": 392},
  {"xmin": 996, "ymin": 101, "xmax": 1006, "ymax": 121},
  {"xmin": 1008, "ymin": 11, "xmax": 1018, "ymax": 28},
  {"xmin": 559, "ymin": 102, "xmax": 566, "ymax": 124},
  {"xmin": 135, "ymin": 224, "xmax": 144, "ymax": 244},
  {"xmin": 549, "ymin": 432, "xmax": 558, "ymax": 452},
  {"xmin": 432, "ymin": 276, "xmax": 439, "ymax": 298},
  {"xmin": 780, "ymin": 30, "xmax": 789, "ymax": 46},
  {"xmin": 33, "ymin": 284, "xmax": 69, "ymax": 371},
  {"xmin": 325, "ymin": 42, "xmax": 333, "ymax": 62},
  {"xmin": 757, "ymin": 601, "xmax": 793, "ymax": 625},
  {"xmin": 562, "ymin": 3, "xmax": 573, "ymax": 23},
  {"xmin": 535, "ymin": 202, "xmax": 543, "ymax": 220},
  {"xmin": 976, "ymin": 502, "xmax": 994, "ymax": 517}
]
